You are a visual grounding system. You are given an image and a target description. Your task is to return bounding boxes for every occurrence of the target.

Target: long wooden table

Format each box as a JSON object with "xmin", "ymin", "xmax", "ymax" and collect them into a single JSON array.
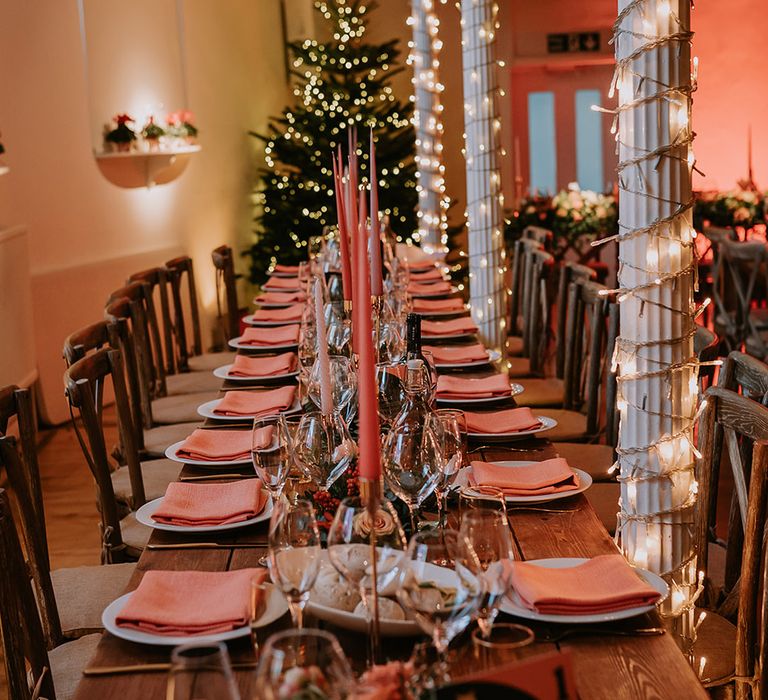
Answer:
[{"xmin": 73, "ymin": 351, "xmax": 708, "ymax": 698}]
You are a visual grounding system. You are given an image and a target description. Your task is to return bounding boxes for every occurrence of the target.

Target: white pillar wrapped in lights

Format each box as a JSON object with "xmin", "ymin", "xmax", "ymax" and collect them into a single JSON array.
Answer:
[
  {"xmin": 459, "ymin": 0, "xmax": 506, "ymax": 354},
  {"xmin": 605, "ymin": 0, "xmax": 705, "ymax": 621},
  {"xmin": 408, "ymin": 0, "xmax": 449, "ymax": 254}
]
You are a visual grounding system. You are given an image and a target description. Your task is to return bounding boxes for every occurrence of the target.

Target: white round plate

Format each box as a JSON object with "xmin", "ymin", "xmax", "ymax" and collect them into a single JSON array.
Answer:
[
  {"xmin": 422, "ymin": 332, "xmax": 477, "ymax": 341},
  {"xmin": 415, "ymin": 306, "xmax": 469, "ymax": 317},
  {"xmin": 102, "ymin": 584, "xmax": 288, "ymax": 647},
  {"xmin": 433, "ymin": 349, "xmax": 501, "ymax": 369},
  {"xmin": 454, "ymin": 462, "xmax": 592, "ymax": 503},
  {"xmin": 242, "ymin": 314, "xmax": 301, "ymax": 327},
  {"xmin": 197, "ymin": 397, "xmax": 302, "ymax": 421},
  {"xmin": 135, "ymin": 494, "xmax": 273, "ymax": 533},
  {"xmin": 164, "ymin": 439, "xmax": 253, "ymax": 466},
  {"xmin": 500, "ymin": 558, "xmax": 668, "ymax": 624},
  {"xmin": 437, "ymin": 382, "xmax": 524, "ymax": 406},
  {"xmin": 467, "ymin": 415, "xmax": 557, "ymax": 440},
  {"xmin": 228, "ymin": 336, "xmax": 299, "ymax": 352},
  {"xmin": 252, "ymin": 299, "xmax": 296, "ymax": 308},
  {"xmin": 213, "ymin": 364, "xmax": 299, "ymax": 383},
  {"xmin": 262, "ymin": 285, "xmax": 302, "ymax": 293},
  {"xmin": 410, "ymin": 285, "xmax": 460, "ymax": 298}
]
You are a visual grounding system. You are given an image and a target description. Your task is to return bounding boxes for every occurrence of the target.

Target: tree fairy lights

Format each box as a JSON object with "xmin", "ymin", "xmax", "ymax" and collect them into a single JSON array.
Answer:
[
  {"xmin": 596, "ymin": 0, "xmax": 707, "ymax": 623},
  {"xmin": 407, "ymin": 0, "xmax": 449, "ymax": 254},
  {"xmin": 459, "ymin": 0, "xmax": 507, "ymax": 355}
]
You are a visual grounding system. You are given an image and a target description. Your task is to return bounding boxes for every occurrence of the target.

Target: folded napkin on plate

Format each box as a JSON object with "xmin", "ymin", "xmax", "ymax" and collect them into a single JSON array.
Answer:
[
  {"xmin": 252, "ymin": 304, "xmax": 304, "ymax": 323},
  {"xmin": 263, "ymin": 276, "xmax": 300, "ymax": 290},
  {"xmin": 116, "ymin": 568, "xmax": 268, "ymax": 635},
  {"xmin": 213, "ymin": 386, "xmax": 297, "ymax": 417},
  {"xmin": 408, "ymin": 281, "xmax": 452, "ymax": 296},
  {"xmin": 175, "ymin": 428, "xmax": 256, "ymax": 462},
  {"xmin": 409, "ymin": 267, "xmax": 443, "ymax": 282},
  {"xmin": 412, "ymin": 297, "xmax": 465, "ymax": 313},
  {"xmin": 228, "ymin": 352, "xmax": 297, "ymax": 377},
  {"xmin": 421, "ymin": 317, "xmax": 479, "ymax": 337},
  {"xmin": 404, "ymin": 259, "xmax": 437, "ymax": 272},
  {"xmin": 255, "ymin": 290, "xmax": 307, "ymax": 305},
  {"xmin": 424, "ymin": 343, "xmax": 488, "ymax": 364},
  {"xmin": 470, "ymin": 457, "xmax": 578, "ymax": 496},
  {"xmin": 152, "ymin": 480, "xmax": 268, "ymax": 526},
  {"xmin": 502, "ymin": 554, "xmax": 662, "ymax": 615},
  {"xmin": 272, "ymin": 263, "xmax": 300, "ymax": 274},
  {"xmin": 436, "ymin": 373, "xmax": 511, "ymax": 400},
  {"xmin": 239, "ymin": 325, "xmax": 300, "ymax": 347},
  {"xmin": 464, "ymin": 407, "xmax": 542, "ymax": 434}
]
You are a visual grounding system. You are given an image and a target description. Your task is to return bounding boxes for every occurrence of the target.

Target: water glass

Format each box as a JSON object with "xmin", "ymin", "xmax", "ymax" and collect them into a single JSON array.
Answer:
[
  {"xmin": 375, "ymin": 362, "xmax": 407, "ymax": 428},
  {"xmin": 293, "ymin": 410, "xmax": 355, "ymax": 490},
  {"xmin": 251, "ymin": 415, "xmax": 292, "ymax": 500},
  {"xmin": 434, "ymin": 409, "xmax": 467, "ymax": 529},
  {"xmin": 458, "ymin": 484, "xmax": 508, "ymax": 519},
  {"xmin": 166, "ymin": 642, "xmax": 239, "ymax": 700},
  {"xmin": 471, "ymin": 623, "xmax": 534, "ymax": 670},
  {"xmin": 308, "ymin": 355, "xmax": 357, "ymax": 413}
]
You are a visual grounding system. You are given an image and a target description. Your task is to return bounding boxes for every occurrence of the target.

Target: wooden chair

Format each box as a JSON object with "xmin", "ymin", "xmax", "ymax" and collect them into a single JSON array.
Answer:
[
  {"xmin": 521, "ymin": 225, "xmax": 553, "ymax": 249},
  {"xmin": 0, "ymin": 488, "xmax": 102, "ymax": 700},
  {"xmin": 64, "ymin": 347, "xmax": 176, "ymax": 559},
  {"xmin": 508, "ymin": 237, "xmax": 542, "ymax": 358},
  {"xmin": 0, "ymin": 385, "xmax": 135, "ymax": 645},
  {"xmin": 165, "ymin": 255, "xmax": 236, "ymax": 372},
  {"xmin": 212, "ymin": 244, "xmax": 241, "ymax": 342},
  {"xmin": 555, "ymin": 262, "xmax": 597, "ymax": 379},
  {"xmin": 127, "ymin": 266, "xmax": 175, "ymax": 375}
]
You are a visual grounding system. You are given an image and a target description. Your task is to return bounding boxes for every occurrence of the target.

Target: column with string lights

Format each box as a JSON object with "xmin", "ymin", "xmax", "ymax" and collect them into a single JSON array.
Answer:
[
  {"xmin": 599, "ymin": 0, "xmax": 707, "ymax": 626},
  {"xmin": 459, "ymin": 0, "xmax": 507, "ymax": 355},
  {"xmin": 407, "ymin": 0, "xmax": 449, "ymax": 254}
]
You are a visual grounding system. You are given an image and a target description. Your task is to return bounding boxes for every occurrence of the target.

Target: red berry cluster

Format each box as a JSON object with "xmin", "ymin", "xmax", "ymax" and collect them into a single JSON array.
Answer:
[
  {"xmin": 312, "ymin": 489, "xmax": 340, "ymax": 530},
  {"xmin": 345, "ymin": 465, "xmax": 360, "ymax": 498}
]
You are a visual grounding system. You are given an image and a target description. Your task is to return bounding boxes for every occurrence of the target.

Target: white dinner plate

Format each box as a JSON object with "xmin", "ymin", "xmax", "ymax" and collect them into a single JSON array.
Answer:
[
  {"xmin": 262, "ymin": 284, "xmax": 302, "ymax": 293},
  {"xmin": 414, "ymin": 306, "xmax": 470, "ymax": 317},
  {"xmin": 252, "ymin": 298, "xmax": 298, "ymax": 308},
  {"xmin": 500, "ymin": 558, "xmax": 668, "ymax": 624},
  {"xmin": 197, "ymin": 396, "xmax": 302, "ymax": 421},
  {"xmin": 164, "ymin": 438, "xmax": 253, "ymax": 466},
  {"xmin": 102, "ymin": 584, "xmax": 288, "ymax": 647},
  {"xmin": 422, "ymin": 332, "xmax": 478, "ymax": 341},
  {"xmin": 467, "ymin": 415, "xmax": 557, "ymax": 440},
  {"xmin": 242, "ymin": 314, "xmax": 302, "ymax": 327},
  {"xmin": 135, "ymin": 494, "xmax": 273, "ymax": 533},
  {"xmin": 410, "ymin": 285, "xmax": 460, "ymax": 298},
  {"xmin": 433, "ymin": 349, "xmax": 501, "ymax": 369},
  {"xmin": 454, "ymin": 462, "xmax": 592, "ymax": 504},
  {"xmin": 228, "ymin": 336, "xmax": 299, "ymax": 352},
  {"xmin": 436, "ymin": 382, "xmax": 524, "ymax": 406},
  {"xmin": 213, "ymin": 364, "xmax": 299, "ymax": 383}
]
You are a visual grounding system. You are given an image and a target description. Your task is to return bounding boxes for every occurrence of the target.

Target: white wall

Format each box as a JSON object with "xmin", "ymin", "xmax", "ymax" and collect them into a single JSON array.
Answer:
[{"xmin": 0, "ymin": 0, "xmax": 290, "ymax": 423}]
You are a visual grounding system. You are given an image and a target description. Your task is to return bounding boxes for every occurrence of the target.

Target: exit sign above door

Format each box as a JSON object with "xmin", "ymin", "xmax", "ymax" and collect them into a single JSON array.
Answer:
[{"xmin": 547, "ymin": 32, "xmax": 601, "ymax": 54}]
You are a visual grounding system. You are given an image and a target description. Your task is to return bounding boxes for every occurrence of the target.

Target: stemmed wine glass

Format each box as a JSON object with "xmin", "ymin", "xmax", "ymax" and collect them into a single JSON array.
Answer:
[
  {"xmin": 166, "ymin": 643, "xmax": 239, "ymax": 700},
  {"xmin": 307, "ymin": 355, "xmax": 357, "ymax": 414},
  {"xmin": 397, "ymin": 530, "xmax": 482, "ymax": 684},
  {"xmin": 458, "ymin": 485, "xmax": 508, "ymax": 519},
  {"xmin": 255, "ymin": 629, "xmax": 354, "ymax": 700},
  {"xmin": 434, "ymin": 409, "xmax": 467, "ymax": 530},
  {"xmin": 267, "ymin": 498, "xmax": 322, "ymax": 630},
  {"xmin": 458, "ymin": 509, "xmax": 514, "ymax": 638},
  {"xmin": 327, "ymin": 497, "xmax": 407, "ymax": 665},
  {"xmin": 251, "ymin": 415, "xmax": 292, "ymax": 501},
  {"xmin": 375, "ymin": 362, "xmax": 407, "ymax": 429},
  {"xmin": 293, "ymin": 410, "xmax": 355, "ymax": 490}
]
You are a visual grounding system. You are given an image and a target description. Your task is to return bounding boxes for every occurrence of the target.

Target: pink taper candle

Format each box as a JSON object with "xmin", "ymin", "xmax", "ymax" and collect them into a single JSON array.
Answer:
[
  {"xmin": 344, "ymin": 164, "xmax": 359, "ymax": 312},
  {"xmin": 313, "ymin": 281, "xmax": 333, "ymax": 416},
  {"xmin": 352, "ymin": 202, "xmax": 381, "ymax": 482},
  {"xmin": 368, "ymin": 130, "xmax": 383, "ymax": 296},
  {"xmin": 333, "ymin": 151, "xmax": 353, "ymax": 302}
]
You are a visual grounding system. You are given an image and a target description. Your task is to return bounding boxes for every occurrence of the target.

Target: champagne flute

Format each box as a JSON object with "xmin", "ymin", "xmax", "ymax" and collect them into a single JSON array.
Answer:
[
  {"xmin": 267, "ymin": 498, "xmax": 322, "ymax": 630},
  {"xmin": 458, "ymin": 509, "xmax": 514, "ymax": 638},
  {"xmin": 166, "ymin": 643, "xmax": 239, "ymax": 700},
  {"xmin": 251, "ymin": 415, "xmax": 292, "ymax": 501},
  {"xmin": 434, "ymin": 409, "xmax": 467, "ymax": 530},
  {"xmin": 280, "ymin": 414, "xmax": 312, "ymax": 503}
]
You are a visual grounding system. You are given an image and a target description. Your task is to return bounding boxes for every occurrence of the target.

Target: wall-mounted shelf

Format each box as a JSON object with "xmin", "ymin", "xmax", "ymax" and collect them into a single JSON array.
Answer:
[
  {"xmin": 0, "ymin": 166, "xmax": 9, "ymax": 177},
  {"xmin": 94, "ymin": 144, "xmax": 200, "ymax": 188}
]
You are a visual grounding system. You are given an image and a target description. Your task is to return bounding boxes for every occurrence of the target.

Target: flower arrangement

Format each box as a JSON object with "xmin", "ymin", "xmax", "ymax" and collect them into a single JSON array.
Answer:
[
  {"xmin": 693, "ymin": 189, "xmax": 764, "ymax": 230},
  {"xmin": 166, "ymin": 110, "xmax": 198, "ymax": 143},
  {"xmin": 278, "ymin": 665, "xmax": 332, "ymax": 700},
  {"xmin": 353, "ymin": 661, "xmax": 415, "ymax": 700},
  {"xmin": 102, "ymin": 110, "xmax": 198, "ymax": 153},
  {"xmin": 141, "ymin": 116, "xmax": 165, "ymax": 150},
  {"xmin": 104, "ymin": 114, "xmax": 137, "ymax": 152}
]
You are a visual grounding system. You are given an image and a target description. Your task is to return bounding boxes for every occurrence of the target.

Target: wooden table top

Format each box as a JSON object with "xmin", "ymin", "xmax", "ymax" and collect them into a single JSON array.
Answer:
[{"xmin": 73, "ymin": 349, "xmax": 708, "ymax": 699}]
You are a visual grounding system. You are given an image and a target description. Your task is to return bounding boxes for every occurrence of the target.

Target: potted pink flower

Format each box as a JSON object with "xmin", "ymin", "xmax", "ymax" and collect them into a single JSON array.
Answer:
[
  {"xmin": 141, "ymin": 116, "xmax": 165, "ymax": 151},
  {"xmin": 166, "ymin": 109, "xmax": 198, "ymax": 145}
]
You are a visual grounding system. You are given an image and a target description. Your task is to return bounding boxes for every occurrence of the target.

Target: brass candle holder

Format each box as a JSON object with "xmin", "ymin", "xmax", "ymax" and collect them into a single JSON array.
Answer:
[{"xmin": 358, "ymin": 475, "xmax": 384, "ymax": 665}]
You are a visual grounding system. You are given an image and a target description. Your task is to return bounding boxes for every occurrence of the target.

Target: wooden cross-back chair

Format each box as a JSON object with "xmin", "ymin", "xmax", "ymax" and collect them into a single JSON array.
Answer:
[
  {"xmin": 508, "ymin": 237, "xmax": 542, "ymax": 342},
  {"xmin": 165, "ymin": 255, "xmax": 203, "ymax": 371},
  {"xmin": 522, "ymin": 248, "xmax": 556, "ymax": 377},
  {"xmin": 212, "ymin": 244, "xmax": 240, "ymax": 342},
  {"xmin": 695, "ymin": 386, "xmax": 768, "ymax": 698},
  {"xmin": 522, "ymin": 225, "xmax": 553, "ymax": 250},
  {"xmin": 128, "ymin": 266, "xmax": 175, "ymax": 375},
  {"xmin": 556, "ymin": 262, "xmax": 597, "ymax": 379}
]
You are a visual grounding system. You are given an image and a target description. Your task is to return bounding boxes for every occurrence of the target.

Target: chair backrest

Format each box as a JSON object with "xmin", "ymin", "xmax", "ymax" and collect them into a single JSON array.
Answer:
[
  {"xmin": 64, "ymin": 347, "xmax": 145, "ymax": 562},
  {"xmin": 508, "ymin": 237, "xmax": 542, "ymax": 339},
  {"xmin": 524, "ymin": 249, "xmax": 555, "ymax": 376},
  {"xmin": 128, "ymin": 266, "xmax": 175, "ymax": 375},
  {"xmin": 0, "ymin": 488, "xmax": 56, "ymax": 700},
  {"xmin": 556, "ymin": 262, "xmax": 597, "ymax": 378},
  {"xmin": 165, "ymin": 255, "xmax": 203, "ymax": 371},
  {"xmin": 522, "ymin": 225, "xmax": 553, "ymax": 249},
  {"xmin": 693, "ymin": 325, "xmax": 721, "ymax": 393},
  {"xmin": 719, "ymin": 350, "xmax": 768, "ymax": 403},
  {"xmin": 0, "ymin": 387, "xmax": 62, "ymax": 647},
  {"xmin": 695, "ymin": 386, "xmax": 768, "ymax": 695},
  {"xmin": 212, "ymin": 245, "xmax": 240, "ymax": 341}
]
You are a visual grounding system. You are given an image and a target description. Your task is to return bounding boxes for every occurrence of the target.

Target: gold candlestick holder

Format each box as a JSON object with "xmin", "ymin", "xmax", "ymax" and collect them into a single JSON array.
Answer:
[{"xmin": 359, "ymin": 476, "xmax": 384, "ymax": 665}]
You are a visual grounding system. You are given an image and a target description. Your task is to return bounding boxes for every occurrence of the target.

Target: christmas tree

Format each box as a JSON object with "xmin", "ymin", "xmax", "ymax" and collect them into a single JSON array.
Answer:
[{"xmin": 247, "ymin": 0, "xmax": 418, "ymax": 284}]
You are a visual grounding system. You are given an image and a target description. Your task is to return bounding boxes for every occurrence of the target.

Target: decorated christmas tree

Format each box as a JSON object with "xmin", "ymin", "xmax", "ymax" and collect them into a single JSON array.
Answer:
[{"xmin": 247, "ymin": 0, "xmax": 418, "ymax": 284}]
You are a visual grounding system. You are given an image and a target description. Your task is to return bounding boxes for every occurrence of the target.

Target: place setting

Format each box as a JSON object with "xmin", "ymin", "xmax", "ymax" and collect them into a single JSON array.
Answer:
[
  {"xmin": 213, "ymin": 351, "xmax": 300, "ymax": 383},
  {"xmin": 228, "ymin": 323, "xmax": 301, "ymax": 352}
]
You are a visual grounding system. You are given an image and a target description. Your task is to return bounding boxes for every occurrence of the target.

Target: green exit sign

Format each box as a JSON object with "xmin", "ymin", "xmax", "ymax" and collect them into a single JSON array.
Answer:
[{"xmin": 547, "ymin": 32, "xmax": 601, "ymax": 54}]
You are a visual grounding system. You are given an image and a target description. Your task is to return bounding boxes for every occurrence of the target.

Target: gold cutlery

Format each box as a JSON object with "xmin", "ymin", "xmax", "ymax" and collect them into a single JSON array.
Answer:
[{"xmin": 84, "ymin": 661, "xmax": 258, "ymax": 676}]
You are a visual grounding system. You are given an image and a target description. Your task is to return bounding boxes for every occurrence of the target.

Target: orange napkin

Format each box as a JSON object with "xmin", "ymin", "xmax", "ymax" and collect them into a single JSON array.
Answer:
[
  {"xmin": 239, "ymin": 325, "xmax": 300, "ymax": 347},
  {"xmin": 263, "ymin": 276, "xmax": 300, "ymax": 290},
  {"xmin": 436, "ymin": 374, "xmax": 510, "ymax": 400},
  {"xmin": 255, "ymin": 291, "xmax": 307, "ymax": 305},
  {"xmin": 470, "ymin": 458, "xmax": 578, "ymax": 496},
  {"xmin": 175, "ymin": 428, "xmax": 258, "ymax": 462},
  {"xmin": 424, "ymin": 344, "xmax": 488, "ymax": 364},
  {"xmin": 421, "ymin": 317, "xmax": 479, "ymax": 337},
  {"xmin": 502, "ymin": 554, "xmax": 662, "ymax": 615},
  {"xmin": 116, "ymin": 568, "xmax": 268, "ymax": 635},
  {"xmin": 409, "ymin": 267, "xmax": 443, "ymax": 282},
  {"xmin": 408, "ymin": 280, "xmax": 452, "ymax": 296},
  {"xmin": 253, "ymin": 304, "xmax": 304, "ymax": 323},
  {"xmin": 228, "ymin": 352, "xmax": 297, "ymax": 377},
  {"xmin": 272, "ymin": 263, "xmax": 300, "ymax": 274},
  {"xmin": 213, "ymin": 386, "xmax": 297, "ymax": 417},
  {"xmin": 404, "ymin": 259, "xmax": 437, "ymax": 271},
  {"xmin": 464, "ymin": 407, "xmax": 542, "ymax": 434},
  {"xmin": 412, "ymin": 297, "xmax": 465, "ymax": 313},
  {"xmin": 152, "ymin": 480, "xmax": 267, "ymax": 526}
]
